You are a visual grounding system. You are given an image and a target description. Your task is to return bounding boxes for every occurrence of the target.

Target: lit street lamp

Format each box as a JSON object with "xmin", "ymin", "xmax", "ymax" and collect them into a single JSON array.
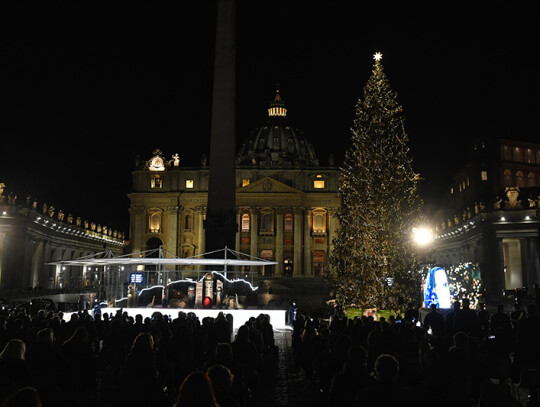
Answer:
[{"xmin": 412, "ymin": 226, "xmax": 434, "ymax": 246}]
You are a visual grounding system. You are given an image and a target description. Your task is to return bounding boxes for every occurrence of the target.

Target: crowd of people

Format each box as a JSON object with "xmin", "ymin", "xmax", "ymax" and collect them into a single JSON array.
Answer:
[
  {"xmin": 291, "ymin": 299, "xmax": 540, "ymax": 407},
  {"xmin": 0, "ymin": 306, "xmax": 278, "ymax": 407},
  {"xmin": 1, "ymin": 298, "xmax": 539, "ymax": 407}
]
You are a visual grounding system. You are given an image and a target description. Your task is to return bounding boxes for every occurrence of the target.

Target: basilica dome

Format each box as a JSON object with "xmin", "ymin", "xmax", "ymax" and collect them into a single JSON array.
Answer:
[{"xmin": 236, "ymin": 91, "xmax": 319, "ymax": 168}]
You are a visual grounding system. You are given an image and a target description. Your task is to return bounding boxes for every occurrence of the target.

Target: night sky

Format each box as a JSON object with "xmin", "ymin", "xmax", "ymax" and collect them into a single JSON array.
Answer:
[{"xmin": 1, "ymin": 1, "xmax": 538, "ymax": 234}]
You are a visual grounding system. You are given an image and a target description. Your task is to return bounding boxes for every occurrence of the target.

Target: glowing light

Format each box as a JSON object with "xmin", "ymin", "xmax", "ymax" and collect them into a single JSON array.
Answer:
[
  {"xmin": 412, "ymin": 227, "xmax": 433, "ymax": 246},
  {"xmin": 373, "ymin": 52, "xmax": 383, "ymax": 61}
]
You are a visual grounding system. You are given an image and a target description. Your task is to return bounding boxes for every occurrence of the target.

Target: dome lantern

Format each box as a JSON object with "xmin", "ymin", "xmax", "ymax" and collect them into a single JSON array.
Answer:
[{"xmin": 267, "ymin": 90, "xmax": 287, "ymax": 117}]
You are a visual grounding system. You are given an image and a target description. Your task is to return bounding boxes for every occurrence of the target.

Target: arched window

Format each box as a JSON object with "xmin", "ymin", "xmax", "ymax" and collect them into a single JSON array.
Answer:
[
  {"xmin": 242, "ymin": 213, "xmax": 250, "ymax": 232},
  {"xmin": 184, "ymin": 213, "xmax": 193, "ymax": 231},
  {"xmin": 314, "ymin": 214, "xmax": 324, "ymax": 231},
  {"xmin": 148, "ymin": 210, "xmax": 162, "ymax": 233},
  {"xmin": 311, "ymin": 209, "xmax": 327, "ymax": 233}
]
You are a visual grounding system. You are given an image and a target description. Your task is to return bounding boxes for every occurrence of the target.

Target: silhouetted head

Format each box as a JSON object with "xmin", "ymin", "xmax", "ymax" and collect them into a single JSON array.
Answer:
[
  {"xmin": 173, "ymin": 371, "xmax": 218, "ymax": 407},
  {"xmin": 374, "ymin": 354, "xmax": 399, "ymax": 384},
  {"xmin": 130, "ymin": 332, "xmax": 154, "ymax": 355},
  {"xmin": 0, "ymin": 339, "xmax": 26, "ymax": 360},
  {"xmin": 453, "ymin": 331, "xmax": 469, "ymax": 350},
  {"xmin": 347, "ymin": 345, "xmax": 367, "ymax": 366},
  {"xmin": 215, "ymin": 342, "xmax": 233, "ymax": 362},
  {"xmin": 207, "ymin": 364, "xmax": 233, "ymax": 392},
  {"xmin": 2, "ymin": 387, "xmax": 42, "ymax": 407}
]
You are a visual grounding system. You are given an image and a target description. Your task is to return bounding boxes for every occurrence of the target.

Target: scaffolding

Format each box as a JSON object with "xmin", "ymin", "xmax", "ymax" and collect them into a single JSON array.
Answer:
[{"xmin": 47, "ymin": 247, "xmax": 277, "ymax": 301}]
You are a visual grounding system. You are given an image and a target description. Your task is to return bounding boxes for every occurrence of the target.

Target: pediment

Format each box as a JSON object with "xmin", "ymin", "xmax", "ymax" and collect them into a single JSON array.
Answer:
[{"xmin": 238, "ymin": 177, "xmax": 302, "ymax": 194}]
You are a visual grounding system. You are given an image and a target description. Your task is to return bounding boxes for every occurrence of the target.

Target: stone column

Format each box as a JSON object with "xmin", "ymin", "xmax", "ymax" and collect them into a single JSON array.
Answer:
[
  {"xmin": 328, "ymin": 208, "xmax": 338, "ymax": 251},
  {"xmin": 303, "ymin": 208, "xmax": 312, "ymax": 277},
  {"xmin": 235, "ymin": 211, "xmax": 241, "ymax": 252},
  {"xmin": 196, "ymin": 206, "xmax": 206, "ymax": 256},
  {"xmin": 0, "ymin": 232, "xmax": 6, "ymax": 287},
  {"xmin": 131, "ymin": 206, "xmax": 146, "ymax": 254},
  {"xmin": 275, "ymin": 209, "xmax": 283, "ymax": 276},
  {"xmin": 496, "ymin": 238, "xmax": 505, "ymax": 293},
  {"xmin": 528, "ymin": 237, "xmax": 540, "ymax": 290},
  {"xmin": 250, "ymin": 207, "xmax": 259, "ymax": 258},
  {"xmin": 293, "ymin": 208, "xmax": 302, "ymax": 276},
  {"xmin": 166, "ymin": 205, "xmax": 180, "ymax": 256}
]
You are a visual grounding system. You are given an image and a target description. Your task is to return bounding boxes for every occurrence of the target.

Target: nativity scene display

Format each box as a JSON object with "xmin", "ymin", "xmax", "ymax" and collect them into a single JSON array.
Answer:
[{"xmin": 121, "ymin": 272, "xmax": 257, "ymax": 310}]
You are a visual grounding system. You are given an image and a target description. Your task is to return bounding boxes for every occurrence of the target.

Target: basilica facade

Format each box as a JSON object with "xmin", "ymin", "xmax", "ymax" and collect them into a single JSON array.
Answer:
[{"xmin": 128, "ymin": 92, "xmax": 340, "ymax": 278}]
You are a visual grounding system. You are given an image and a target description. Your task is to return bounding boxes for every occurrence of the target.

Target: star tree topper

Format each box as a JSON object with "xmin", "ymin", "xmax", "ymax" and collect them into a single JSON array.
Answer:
[{"xmin": 373, "ymin": 52, "xmax": 383, "ymax": 61}]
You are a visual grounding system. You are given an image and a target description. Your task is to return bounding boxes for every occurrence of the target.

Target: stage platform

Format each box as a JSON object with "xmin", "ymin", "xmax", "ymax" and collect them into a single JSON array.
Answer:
[{"xmin": 65, "ymin": 307, "xmax": 289, "ymax": 331}]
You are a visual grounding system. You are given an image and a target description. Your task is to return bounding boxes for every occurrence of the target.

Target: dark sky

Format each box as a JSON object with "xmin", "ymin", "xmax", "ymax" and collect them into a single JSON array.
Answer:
[{"xmin": 1, "ymin": 0, "xmax": 539, "ymax": 233}]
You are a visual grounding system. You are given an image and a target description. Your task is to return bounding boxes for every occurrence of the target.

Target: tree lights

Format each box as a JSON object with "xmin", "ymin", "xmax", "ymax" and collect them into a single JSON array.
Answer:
[{"xmin": 329, "ymin": 53, "xmax": 422, "ymax": 310}]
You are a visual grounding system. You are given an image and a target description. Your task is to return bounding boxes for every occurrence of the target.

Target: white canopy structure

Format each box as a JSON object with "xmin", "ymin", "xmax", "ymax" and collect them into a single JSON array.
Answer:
[
  {"xmin": 47, "ymin": 247, "xmax": 277, "ymax": 300},
  {"xmin": 48, "ymin": 246, "xmax": 276, "ymax": 267}
]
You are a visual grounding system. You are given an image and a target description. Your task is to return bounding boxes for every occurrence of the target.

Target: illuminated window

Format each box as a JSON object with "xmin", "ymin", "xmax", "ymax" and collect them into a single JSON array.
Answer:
[
  {"xmin": 481, "ymin": 171, "xmax": 488, "ymax": 181},
  {"xmin": 314, "ymin": 180, "xmax": 325, "ymax": 189},
  {"xmin": 148, "ymin": 210, "xmax": 162, "ymax": 233},
  {"xmin": 241, "ymin": 214, "xmax": 250, "ymax": 232},
  {"xmin": 312, "ymin": 209, "xmax": 327, "ymax": 233},
  {"xmin": 151, "ymin": 175, "xmax": 162, "ymax": 189},
  {"xmin": 185, "ymin": 180, "xmax": 194, "ymax": 189},
  {"xmin": 242, "ymin": 179, "xmax": 251, "ymax": 187},
  {"xmin": 284, "ymin": 214, "xmax": 293, "ymax": 232},
  {"xmin": 314, "ymin": 214, "xmax": 324, "ymax": 231},
  {"xmin": 450, "ymin": 188, "xmax": 454, "ymax": 194}
]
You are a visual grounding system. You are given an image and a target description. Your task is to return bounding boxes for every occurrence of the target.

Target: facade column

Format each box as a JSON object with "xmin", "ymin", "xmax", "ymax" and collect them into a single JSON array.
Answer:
[
  {"xmin": 328, "ymin": 208, "xmax": 338, "ymax": 252},
  {"xmin": 293, "ymin": 208, "xmax": 302, "ymax": 276},
  {"xmin": 235, "ymin": 211, "xmax": 241, "ymax": 252},
  {"xmin": 131, "ymin": 205, "xmax": 146, "ymax": 253},
  {"xmin": 0, "ymin": 232, "xmax": 6, "ymax": 288},
  {"xmin": 250, "ymin": 208, "xmax": 259, "ymax": 259},
  {"xmin": 496, "ymin": 238, "xmax": 505, "ymax": 293},
  {"xmin": 528, "ymin": 237, "xmax": 540, "ymax": 290},
  {"xmin": 303, "ymin": 208, "xmax": 312, "ymax": 277},
  {"xmin": 275, "ymin": 209, "xmax": 283, "ymax": 276},
  {"xmin": 196, "ymin": 206, "xmax": 206, "ymax": 255},
  {"xmin": 166, "ymin": 205, "xmax": 180, "ymax": 256}
]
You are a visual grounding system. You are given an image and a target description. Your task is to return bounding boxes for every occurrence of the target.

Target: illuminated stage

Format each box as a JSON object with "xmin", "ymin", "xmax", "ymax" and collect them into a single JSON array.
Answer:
[{"xmin": 68, "ymin": 307, "xmax": 289, "ymax": 331}]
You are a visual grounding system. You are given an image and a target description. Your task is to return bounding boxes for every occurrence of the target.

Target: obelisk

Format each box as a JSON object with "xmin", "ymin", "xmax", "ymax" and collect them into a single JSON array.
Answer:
[{"xmin": 205, "ymin": 0, "xmax": 237, "ymax": 256}]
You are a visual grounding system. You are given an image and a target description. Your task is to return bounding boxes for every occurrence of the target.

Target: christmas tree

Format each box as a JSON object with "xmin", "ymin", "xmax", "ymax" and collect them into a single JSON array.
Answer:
[{"xmin": 329, "ymin": 53, "xmax": 422, "ymax": 310}]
